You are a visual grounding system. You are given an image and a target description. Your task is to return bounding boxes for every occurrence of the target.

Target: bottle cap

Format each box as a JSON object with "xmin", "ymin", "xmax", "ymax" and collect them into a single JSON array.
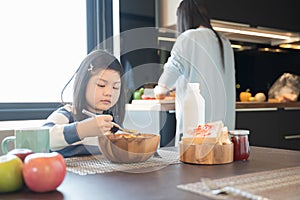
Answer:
[
  {"xmin": 188, "ymin": 83, "xmax": 200, "ymax": 90},
  {"xmin": 229, "ymin": 130, "xmax": 250, "ymax": 135}
]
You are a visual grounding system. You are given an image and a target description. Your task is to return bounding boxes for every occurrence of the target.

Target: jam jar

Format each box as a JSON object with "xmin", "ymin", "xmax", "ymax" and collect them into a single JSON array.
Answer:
[{"xmin": 229, "ymin": 130, "xmax": 250, "ymax": 161}]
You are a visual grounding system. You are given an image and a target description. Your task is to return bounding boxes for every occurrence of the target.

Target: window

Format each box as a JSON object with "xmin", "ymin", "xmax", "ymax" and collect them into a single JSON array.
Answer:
[
  {"xmin": 0, "ymin": 0, "xmax": 87, "ymax": 103},
  {"xmin": 0, "ymin": 0, "xmax": 117, "ymax": 121}
]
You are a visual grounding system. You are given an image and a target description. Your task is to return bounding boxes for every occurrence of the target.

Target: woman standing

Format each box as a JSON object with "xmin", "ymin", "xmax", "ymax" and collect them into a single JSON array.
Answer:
[{"xmin": 154, "ymin": 0, "xmax": 235, "ymax": 144}]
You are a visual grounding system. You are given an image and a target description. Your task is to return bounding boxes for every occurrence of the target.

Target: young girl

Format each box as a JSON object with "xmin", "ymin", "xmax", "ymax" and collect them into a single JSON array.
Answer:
[{"xmin": 43, "ymin": 50, "xmax": 126, "ymax": 157}]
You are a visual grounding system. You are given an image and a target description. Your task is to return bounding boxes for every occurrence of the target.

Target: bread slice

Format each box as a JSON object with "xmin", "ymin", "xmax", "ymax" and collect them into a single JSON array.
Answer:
[{"xmin": 182, "ymin": 121, "xmax": 224, "ymax": 145}]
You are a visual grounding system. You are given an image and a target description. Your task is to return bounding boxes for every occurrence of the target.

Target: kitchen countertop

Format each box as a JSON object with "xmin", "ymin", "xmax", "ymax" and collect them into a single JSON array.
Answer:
[
  {"xmin": 125, "ymin": 100, "xmax": 300, "ymax": 111},
  {"xmin": 127, "ymin": 100, "xmax": 300, "ymax": 110},
  {"xmin": 2, "ymin": 146, "xmax": 300, "ymax": 200},
  {"xmin": 236, "ymin": 101, "xmax": 300, "ymax": 109},
  {"xmin": 126, "ymin": 100, "xmax": 175, "ymax": 111}
]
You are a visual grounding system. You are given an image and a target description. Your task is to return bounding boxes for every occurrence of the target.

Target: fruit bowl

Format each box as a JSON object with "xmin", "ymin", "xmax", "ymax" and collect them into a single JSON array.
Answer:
[{"xmin": 98, "ymin": 133, "xmax": 160, "ymax": 163}]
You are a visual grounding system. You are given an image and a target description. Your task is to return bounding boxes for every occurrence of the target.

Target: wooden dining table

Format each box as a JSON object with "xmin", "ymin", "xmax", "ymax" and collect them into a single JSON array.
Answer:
[{"xmin": 1, "ymin": 146, "xmax": 300, "ymax": 200}]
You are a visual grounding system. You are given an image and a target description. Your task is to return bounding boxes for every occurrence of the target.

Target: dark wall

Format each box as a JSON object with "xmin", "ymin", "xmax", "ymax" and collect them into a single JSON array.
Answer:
[
  {"xmin": 120, "ymin": 0, "xmax": 159, "ymax": 92},
  {"xmin": 120, "ymin": 0, "xmax": 155, "ymax": 31},
  {"xmin": 205, "ymin": 0, "xmax": 300, "ymax": 99},
  {"xmin": 206, "ymin": 0, "xmax": 300, "ymax": 32},
  {"xmin": 235, "ymin": 49, "xmax": 300, "ymax": 98},
  {"xmin": 119, "ymin": 0, "xmax": 158, "ymax": 72}
]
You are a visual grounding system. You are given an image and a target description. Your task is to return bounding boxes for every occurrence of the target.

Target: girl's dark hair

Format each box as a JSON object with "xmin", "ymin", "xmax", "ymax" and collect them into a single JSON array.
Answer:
[
  {"xmin": 64, "ymin": 50, "xmax": 126, "ymax": 123},
  {"xmin": 177, "ymin": 0, "xmax": 224, "ymax": 68}
]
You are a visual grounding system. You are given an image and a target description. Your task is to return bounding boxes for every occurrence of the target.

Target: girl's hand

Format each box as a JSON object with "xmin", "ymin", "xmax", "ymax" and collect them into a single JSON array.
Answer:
[
  {"xmin": 76, "ymin": 115, "xmax": 113, "ymax": 139},
  {"xmin": 95, "ymin": 115, "xmax": 113, "ymax": 134}
]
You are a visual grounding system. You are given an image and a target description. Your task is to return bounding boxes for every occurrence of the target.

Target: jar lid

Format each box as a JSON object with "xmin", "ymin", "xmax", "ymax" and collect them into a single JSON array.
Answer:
[{"xmin": 229, "ymin": 130, "xmax": 250, "ymax": 135}]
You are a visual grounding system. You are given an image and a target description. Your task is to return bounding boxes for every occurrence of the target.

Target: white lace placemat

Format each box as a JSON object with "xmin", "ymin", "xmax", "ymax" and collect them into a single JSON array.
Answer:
[
  {"xmin": 65, "ymin": 149, "xmax": 180, "ymax": 175},
  {"xmin": 177, "ymin": 166, "xmax": 300, "ymax": 200}
]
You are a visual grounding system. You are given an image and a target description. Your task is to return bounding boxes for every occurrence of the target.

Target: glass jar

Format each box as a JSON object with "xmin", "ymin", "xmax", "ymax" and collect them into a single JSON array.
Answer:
[{"xmin": 229, "ymin": 130, "xmax": 250, "ymax": 161}]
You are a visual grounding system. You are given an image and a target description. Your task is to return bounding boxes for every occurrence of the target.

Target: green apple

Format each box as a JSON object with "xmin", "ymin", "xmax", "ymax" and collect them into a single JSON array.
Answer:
[
  {"xmin": 139, "ymin": 87, "xmax": 144, "ymax": 94},
  {"xmin": 0, "ymin": 154, "xmax": 23, "ymax": 193},
  {"xmin": 133, "ymin": 90, "xmax": 142, "ymax": 100}
]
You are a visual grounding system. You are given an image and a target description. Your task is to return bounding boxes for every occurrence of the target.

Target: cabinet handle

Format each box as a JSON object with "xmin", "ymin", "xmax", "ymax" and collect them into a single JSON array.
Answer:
[
  {"xmin": 283, "ymin": 107, "xmax": 300, "ymax": 111},
  {"xmin": 284, "ymin": 135, "xmax": 300, "ymax": 140},
  {"xmin": 236, "ymin": 108, "xmax": 277, "ymax": 112}
]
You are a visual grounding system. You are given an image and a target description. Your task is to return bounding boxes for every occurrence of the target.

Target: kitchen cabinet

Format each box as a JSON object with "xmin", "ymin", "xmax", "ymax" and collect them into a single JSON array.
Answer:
[
  {"xmin": 278, "ymin": 108, "xmax": 300, "ymax": 150},
  {"xmin": 236, "ymin": 102, "xmax": 300, "ymax": 151},
  {"xmin": 236, "ymin": 108, "xmax": 279, "ymax": 148}
]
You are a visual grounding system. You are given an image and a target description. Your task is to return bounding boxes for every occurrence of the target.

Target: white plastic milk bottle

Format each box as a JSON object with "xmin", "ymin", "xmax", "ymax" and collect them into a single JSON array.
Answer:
[{"xmin": 182, "ymin": 83, "xmax": 205, "ymax": 137}]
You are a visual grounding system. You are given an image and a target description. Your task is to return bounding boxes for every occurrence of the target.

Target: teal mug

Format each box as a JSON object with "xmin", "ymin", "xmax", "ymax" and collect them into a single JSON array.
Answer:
[{"xmin": 1, "ymin": 127, "xmax": 50, "ymax": 154}]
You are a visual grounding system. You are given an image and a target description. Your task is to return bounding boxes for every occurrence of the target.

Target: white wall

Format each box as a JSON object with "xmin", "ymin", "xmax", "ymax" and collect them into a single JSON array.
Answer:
[{"xmin": 159, "ymin": 0, "xmax": 181, "ymax": 27}]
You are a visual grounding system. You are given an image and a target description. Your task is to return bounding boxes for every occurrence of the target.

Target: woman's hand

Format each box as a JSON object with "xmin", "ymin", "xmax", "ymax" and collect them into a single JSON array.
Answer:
[
  {"xmin": 76, "ymin": 115, "xmax": 113, "ymax": 139},
  {"xmin": 154, "ymin": 85, "xmax": 169, "ymax": 100}
]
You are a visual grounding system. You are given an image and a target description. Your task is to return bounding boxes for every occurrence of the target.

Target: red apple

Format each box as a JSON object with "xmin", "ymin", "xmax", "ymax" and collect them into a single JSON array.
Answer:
[
  {"xmin": 7, "ymin": 148, "xmax": 33, "ymax": 162},
  {"xmin": 0, "ymin": 154, "xmax": 23, "ymax": 193},
  {"xmin": 22, "ymin": 152, "xmax": 66, "ymax": 193}
]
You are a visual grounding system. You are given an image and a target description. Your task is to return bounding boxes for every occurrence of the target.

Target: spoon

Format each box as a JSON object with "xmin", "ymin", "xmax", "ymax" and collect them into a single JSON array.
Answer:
[
  {"xmin": 111, "ymin": 122, "xmax": 139, "ymax": 134},
  {"xmin": 82, "ymin": 109, "xmax": 139, "ymax": 134}
]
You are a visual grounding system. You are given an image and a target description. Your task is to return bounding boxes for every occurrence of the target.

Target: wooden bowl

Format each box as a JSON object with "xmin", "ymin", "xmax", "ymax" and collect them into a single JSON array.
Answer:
[{"xmin": 98, "ymin": 133, "xmax": 160, "ymax": 163}]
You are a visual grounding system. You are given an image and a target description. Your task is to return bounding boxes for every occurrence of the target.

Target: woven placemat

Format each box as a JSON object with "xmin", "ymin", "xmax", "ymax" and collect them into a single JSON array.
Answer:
[
  {"xmin": 65, "ymin": 149, "xmax": 180, "ymax": 175},
  {"xmin": 177, "ymin": 166, "xmax": 300, "ymax": 200}
]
